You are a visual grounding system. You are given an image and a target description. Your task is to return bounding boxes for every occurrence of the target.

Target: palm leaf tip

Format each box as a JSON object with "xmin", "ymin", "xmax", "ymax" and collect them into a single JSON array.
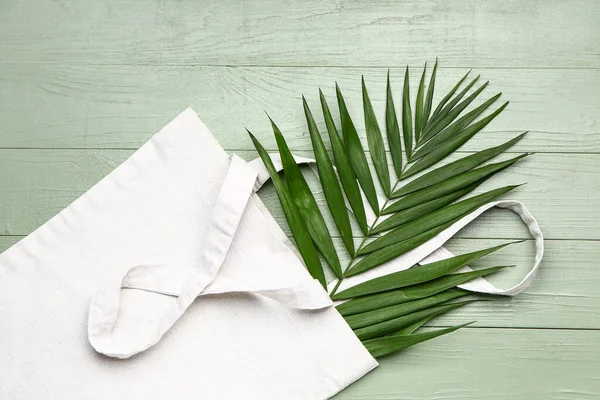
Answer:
[
  {"xmin": 414, "ymin": 62, "xmax": 427, "ymax": 142},
  {"xmin": 336, "ymin": 266, "xmax": 512, "ymax": 316},
  {"xmin": 302, "ymin": 95, "xmax": 356, "ymax": 260},
  {"xmin": 386, "ymin": 70, "xmax": 403, "ymax": 177},
  {"xmin": 429, "ymin": 69, "xmax": 472, "ymax": 122},
  {"xmin": 391, "ymin": 315, "xmax": 434, "ymax": 336},
  {"xmin": 356, "ymin": 185, "xmax": 522, "ymax": 258},
  {"xmin": 362, "ymin": 76, "xmax": 391, "ymax": 195},
  {"xmin": 319, "ymin": 88, "xmax": 370, "ymax": 235},
  {"xmin": 419, "ymin": 79, "xmax": 489, "ymax": 145},
  {"xmin": 335, "ymin": 82, "xmax": 380, "ymax": 213},
  {"xmin": 345, "ymin": 290, "xmax": 467, "ymax": 330},
  {"xmin": 421, "ymin": 58, "xmax": 438, "ymax": 133},
  {"xmin": 337, "ymin": 241, "xmax": 517, "ymax": 300},
  {"xmin": 402, "ymin": 100, "xmax": 511, "ymax": 179},
  {"xmin": 412, "ymin": 91, "xmax": 502, "ymax": 161},
  {"xmin": 383, "ymin": 152, "xmax": 530, "ymax": 216},
  {"xmin": 363, "ymin": 321, "xmax": 474, "ymax": 358},
  {"xmin": 253, "ymin": 65, "xmax": 529, "ymax": 358},
  {"xmin": 402, "ymin": 65, "xmax": 413, "ymax": 160},
  {"xmin": 392, "ymin": 132, "xmax": 528, "ymax": 198},
  {"xmin": 354, "ymin": 300, "xmax": 478, "ymax": 340}
]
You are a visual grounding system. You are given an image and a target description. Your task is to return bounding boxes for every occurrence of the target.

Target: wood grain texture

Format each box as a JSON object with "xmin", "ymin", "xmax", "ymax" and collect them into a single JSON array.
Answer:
[
  {"xmin": 1, "ymin": 0, "xmax": 599, "ymax": 396},
  {"xmin": 1, "ymin": 0, "xmax": 599, "ymax": 68},
  {"xmin": 0, "ymin": 65, "xmax": 598, "ymax": 152},
  {"xmin": 338, "ymin": 238, "xmax": 600, "ymax": 330},
  {"xmin": 335, "ymin": 328, "xmax": 600, "ymax": 399},
  {"xmin": 0, "ymin": 149, "xmax": 597, "ymax": 241},
  {"xmin": 0, "ymin": 235, "xmax": 595, "ymax": 329},
  {"xmin": 251, "ymin": 151, "xmax": 599, "ymax": 242}
]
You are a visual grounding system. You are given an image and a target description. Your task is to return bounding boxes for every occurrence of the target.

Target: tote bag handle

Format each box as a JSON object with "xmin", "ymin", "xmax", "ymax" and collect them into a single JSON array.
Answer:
[{"xmin": 248, "ymin": 153, "xmax": 544, "ymax": 297}]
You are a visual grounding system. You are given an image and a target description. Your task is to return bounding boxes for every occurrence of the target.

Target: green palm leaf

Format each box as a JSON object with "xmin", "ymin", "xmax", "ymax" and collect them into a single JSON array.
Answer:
[
  {"xmin": 271, "ymin": 118, "xmax": 343, "ymax": 278},
  {"xmin": 248, "ymin": 131, "xmax": 326, "ymax": 287},
  {"xmin": 386, "ymin": 71, "xmax": 403, "ymax": 177},
  {"xmin": 303, "ymin": 97, "xmax": 355, "ymax": 256},
  {"xmin": 425, "ymin": 70, "xmax": 471, "ymax": 130},
  {"xmin": 336, "ymin": 83, "xmax": 379, "ymax": 213},
  {"xmin": 357, "ymin": 186, "xmax": 521, "ymax": 257},
  {"xmin": 249, "ymin": 62, "xmax": 531, "ymax": 359},
  {"xmin": 402, "ymin": 101, "xmax": 509, "ymax": 179},
  {"xmin": 363, "ymin": 322, "xmax": 473, "ymax": 357},
  {"xmin": 383, "ymin": 153, "xmax": 529, "ymax": 215},
  {"xmin": 421, "ymin": 75, "xmax": 482, "ymax": 143},
  {"xmin": 362, "ymin": 77, "xmax": 391, "ymax": 195},
  {"xmin": 421, "ymin": 59, "xmax": 438, "ymax": 130},
  {"xmin": 402, "ymin": 67, "xmax": 413, "ymax": 160},
  {"xmin": 412, "ymin": 92, "xmax": 502, "ymax": 160},
  {"xmin": 392, "ymin": 133, "xmax": 526, "ymax": 198},
  {"xmin": 347, "ymin": 221, "xmax": 463, "ymax": 277},
  {"xmin": 390, "ymin": 314, "xmax": 435, "ymax": 335},
  {"xmin": 345, "ymin": 290, "xmax": 467, "ymax": 329},
  {"xmin": 354, "ymin": 300, "xmax": 479, "ymax": 340},
  {"xmin": 336, "ymin": 242, "xmax": 516, "ymax": 300},
  {"xmin": 320, "ymin": 90, "xmax": 369, "ymax": 235},
  {"xmin": 337, "ymin": 266, "xmax": 512, "ymax": 316},
  {"xmin": 372, "ymin": 184, "xmax": 478, "ymax": 234},
  {"xmin": 414, "ymin": 63, "xmax": 427, "ymax": 142}
]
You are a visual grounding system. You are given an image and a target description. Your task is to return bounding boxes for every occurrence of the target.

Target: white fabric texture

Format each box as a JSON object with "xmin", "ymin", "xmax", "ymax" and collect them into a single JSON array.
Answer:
[
  {"xmin": 88, "ymin": 130, "xmax": 543, "ymax": 362},
  {"xmin": 0, "ymin": 108, "xmax": 378, "ymax": 399},
  {"xmin": 0, "ymin": 107, "xmax": 544, "ymax": 399},
  {"xmin": 88, "ymin": 154, "xmax": 334, "ymax": 359}
]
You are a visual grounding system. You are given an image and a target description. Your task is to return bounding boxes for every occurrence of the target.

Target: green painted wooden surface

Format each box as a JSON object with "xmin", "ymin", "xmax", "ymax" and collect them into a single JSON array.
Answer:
[{"xmin": 1, "ymin": 0, "xmax": 599, "ymax": 398}]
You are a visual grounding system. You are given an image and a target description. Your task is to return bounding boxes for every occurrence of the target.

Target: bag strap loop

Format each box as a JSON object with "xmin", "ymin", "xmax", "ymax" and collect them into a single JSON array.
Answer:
[
  {"xmin": 89, "ymin": 151, "xmax": 543, "ymax": 359},
  {"xmin": 249, "ymin": 153, "xmax": 544, "ymax": 297},
  {"xmin": 88, "ymin": 155, "xmax": 331, "ymax": 359}
]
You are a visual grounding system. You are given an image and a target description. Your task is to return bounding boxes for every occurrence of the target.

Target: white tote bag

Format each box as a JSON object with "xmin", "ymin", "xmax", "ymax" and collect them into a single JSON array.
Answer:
[{"xmin": 0, "ymin": 108, "xmax": 543, "ymax": 399}]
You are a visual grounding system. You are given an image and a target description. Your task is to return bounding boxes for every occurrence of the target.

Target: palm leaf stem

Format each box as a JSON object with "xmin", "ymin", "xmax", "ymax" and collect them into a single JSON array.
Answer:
[
  {"xmin": 250, "ymin": 64, "xmax": 527, "ymax": 360},
  {"xmin": 329, "ymin": 181, "xmax": 401, "ymax": 297}
]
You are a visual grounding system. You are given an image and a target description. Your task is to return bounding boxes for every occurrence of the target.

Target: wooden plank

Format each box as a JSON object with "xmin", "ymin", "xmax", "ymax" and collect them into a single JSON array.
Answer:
[
  {"xmin": 1, "ymin": 0, "xmax": 599, "ymax": 68},
  {"xmin": 0, "ymin": 149, "xmax": 599, "ymax": 329},
  {"xmin": 1, "ymin": 0, "xmax": 597, "ymax": 396},
  {"xmin": 0, "ymin": 235, "xmax": 597, "ymax": 329},
  {"xmin": 0, "ymin": 149, "xmax": 596, "ymax": 241},
  {"xmin": 0, "ymin": 149, "xmax": 126, "ymax": 236},
  {"xmin": 334, "ymin": 328, "xmax": 600, "ymax": 399},
  {"xmin": 0, "ymin": 236, "xmax": 22, "ymax": 251},
  {"xmin": 249, "ymin": 150, "xmax": 599, "ymax": 242},
  {"xmin": 0, "ymin": 238, "xmax": 597, "ymax": 392},
  {"xmin": 0, "ymin": 65, "xmax": 599, "ymax": 152},
  {"xmin": 0, "ymin": 233, "xmax": 597, "ymax": 329}
]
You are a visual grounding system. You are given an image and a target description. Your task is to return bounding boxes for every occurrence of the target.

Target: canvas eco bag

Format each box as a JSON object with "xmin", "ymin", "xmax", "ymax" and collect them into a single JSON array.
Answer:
[{"xmin": 0, "ymin": 108, "xmax": 543, "ymax": 399}]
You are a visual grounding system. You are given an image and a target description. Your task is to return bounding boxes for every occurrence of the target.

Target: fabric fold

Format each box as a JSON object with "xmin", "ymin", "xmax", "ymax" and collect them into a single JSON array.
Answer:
[
  {"xmin": 0, "ymin": 107, "xmax": 543, "ymax": 399},
  {"xmin": 0, "ymin": 108, "xmax": 378, "ymax": 399}
]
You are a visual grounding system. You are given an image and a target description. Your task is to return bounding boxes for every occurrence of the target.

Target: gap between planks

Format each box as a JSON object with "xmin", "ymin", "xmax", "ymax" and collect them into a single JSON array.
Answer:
[{"xmin": 3, "ymin": 62, "xmax": 600, "ymax": 71}]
